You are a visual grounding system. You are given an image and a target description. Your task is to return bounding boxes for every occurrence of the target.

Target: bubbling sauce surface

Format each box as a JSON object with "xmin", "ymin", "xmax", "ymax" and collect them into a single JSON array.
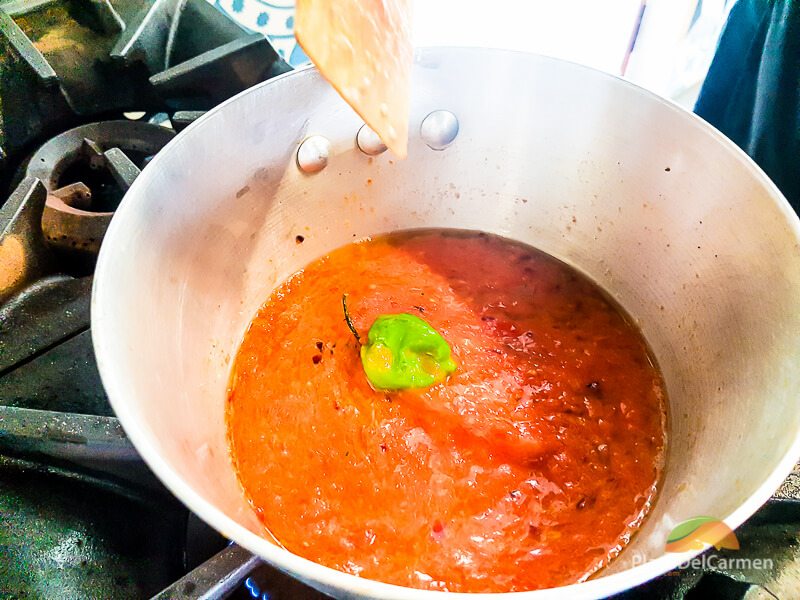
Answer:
[{"xmin": 227, "ymin": 230, "xmax": 666, "ymax": 592}]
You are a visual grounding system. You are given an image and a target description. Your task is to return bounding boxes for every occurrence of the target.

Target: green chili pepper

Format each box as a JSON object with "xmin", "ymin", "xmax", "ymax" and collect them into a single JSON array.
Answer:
[{"xmin": 359, "ymin": 313, "xmax": 457, "ymax": 390}]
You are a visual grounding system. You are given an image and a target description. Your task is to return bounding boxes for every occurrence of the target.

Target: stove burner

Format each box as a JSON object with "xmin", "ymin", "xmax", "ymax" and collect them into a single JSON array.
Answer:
[{"xmin": 23, "ymin": 120, "xmax": 174, "ymax": 254}]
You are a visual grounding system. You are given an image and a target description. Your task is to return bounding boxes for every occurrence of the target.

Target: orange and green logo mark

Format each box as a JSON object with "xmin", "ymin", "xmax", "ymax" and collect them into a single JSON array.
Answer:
[{"xmin": 666, "ymin": 517, "xmax": 739, "ymax": 553}]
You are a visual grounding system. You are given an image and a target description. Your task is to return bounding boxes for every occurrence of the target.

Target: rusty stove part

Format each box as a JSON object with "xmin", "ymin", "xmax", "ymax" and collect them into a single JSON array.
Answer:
[
  {"xmin": 23, "ymin": 120, "xmax": 173, "ymax": 254},
  {"xmin": 0, "ymin": 178, "xmax": 53, "ymax": 304},
  {"xmin": 43, "ymin": 183, "xmax": 110, "ymax": 254}
]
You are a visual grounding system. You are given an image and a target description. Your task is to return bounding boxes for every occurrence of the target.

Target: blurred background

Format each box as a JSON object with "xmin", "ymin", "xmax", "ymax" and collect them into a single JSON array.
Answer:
[{"xmin": 213, "ymin": 0, "xmax": 735, "ymax": 108}]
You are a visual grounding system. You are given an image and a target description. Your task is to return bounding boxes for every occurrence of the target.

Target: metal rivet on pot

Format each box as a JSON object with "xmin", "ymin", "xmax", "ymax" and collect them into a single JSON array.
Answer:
[
  {"xmin": 356, "ymin": 124, "xmax": 387, "ymax": 156},
  {"xmin": 297, "ymin": 136, "xmax": 331, "ymax": 173},
  {"xmin": 420, "ymin": 110, "xmax": 459, "ymax": 151}
]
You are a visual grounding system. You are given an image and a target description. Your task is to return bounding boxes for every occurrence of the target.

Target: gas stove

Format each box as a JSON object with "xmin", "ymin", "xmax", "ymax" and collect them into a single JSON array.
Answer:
[{"xmin": 1, "ymin": 1, "xmax": 799, "ymax": 599}]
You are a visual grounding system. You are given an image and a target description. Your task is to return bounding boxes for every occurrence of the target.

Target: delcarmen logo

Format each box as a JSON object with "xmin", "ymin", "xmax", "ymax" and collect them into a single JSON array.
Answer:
[{"xmin": 665, "ymin": 516, "xmax": 740, "ymax": 552}]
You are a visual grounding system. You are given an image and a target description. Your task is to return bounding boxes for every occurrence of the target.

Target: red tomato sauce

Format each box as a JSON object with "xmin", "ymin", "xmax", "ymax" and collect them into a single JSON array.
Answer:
[{"xmin": 227, "ymin": 229, "xmax": 667, "ymax": 592}]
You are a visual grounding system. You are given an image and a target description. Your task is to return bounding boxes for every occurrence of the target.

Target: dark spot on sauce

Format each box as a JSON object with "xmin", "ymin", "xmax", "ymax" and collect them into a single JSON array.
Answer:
[
  {"xmin": 316, "ymin": 341, "xmax": 324, "ymax": 351},
  {"xmin": 312, "ymin": 354, "xmax": 322, "ymax": 364},
  {"xmin": 296, "ymin": 235, "xmax": 305, "ymax": 244}
]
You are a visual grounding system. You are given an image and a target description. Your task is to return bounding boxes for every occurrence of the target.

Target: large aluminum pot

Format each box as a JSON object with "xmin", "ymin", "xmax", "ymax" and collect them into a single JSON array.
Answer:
[{"xmin": 92, "ymin": 47, "xmax": 800, "ymax": 598}]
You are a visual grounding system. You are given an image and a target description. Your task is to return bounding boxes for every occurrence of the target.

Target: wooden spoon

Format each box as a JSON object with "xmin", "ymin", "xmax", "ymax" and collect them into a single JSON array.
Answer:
[{"xmin": 295, "ymin": 0, "xmax": 413, "ymax": 158}]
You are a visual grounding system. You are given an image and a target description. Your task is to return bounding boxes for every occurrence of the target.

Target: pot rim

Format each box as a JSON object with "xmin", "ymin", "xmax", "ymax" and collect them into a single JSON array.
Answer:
[{"xmin": 92, "ymin": 46, "xmax": 800, "ymax": 599}]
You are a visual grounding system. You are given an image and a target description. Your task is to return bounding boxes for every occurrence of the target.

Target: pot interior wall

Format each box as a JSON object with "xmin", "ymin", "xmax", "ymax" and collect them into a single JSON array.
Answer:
[{"xmin": 94, "ymin": 48, "xmax": 800, "ymax": 588}]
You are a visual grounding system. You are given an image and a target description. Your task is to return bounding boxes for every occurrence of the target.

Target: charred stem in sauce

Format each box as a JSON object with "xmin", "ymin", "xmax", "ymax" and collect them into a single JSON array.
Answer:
[{"xmin": 342, "ymin": 294, "xmax": 361, "ymax": 344}]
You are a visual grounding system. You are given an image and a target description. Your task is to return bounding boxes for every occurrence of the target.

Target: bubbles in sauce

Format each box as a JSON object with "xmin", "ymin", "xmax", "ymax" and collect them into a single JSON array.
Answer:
[{"xmin": 227, "ymin": 229, "xmax": 667, "ymax": 593}]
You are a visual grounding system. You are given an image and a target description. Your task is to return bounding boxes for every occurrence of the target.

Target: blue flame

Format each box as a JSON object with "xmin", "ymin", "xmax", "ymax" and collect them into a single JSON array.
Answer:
[
  {"xmin": 244, "ymin": 577, "xmax": 272, "ymax": 600},
  {"xmin": 244, "ymin": 577, "xmax": 260, "ymax": 598}
]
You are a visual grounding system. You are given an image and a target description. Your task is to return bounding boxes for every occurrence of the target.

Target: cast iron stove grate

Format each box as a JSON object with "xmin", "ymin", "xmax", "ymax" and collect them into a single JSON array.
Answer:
[{"xmin": 0, "ymin": 0, "xmax": 290, "ymax": 188}]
